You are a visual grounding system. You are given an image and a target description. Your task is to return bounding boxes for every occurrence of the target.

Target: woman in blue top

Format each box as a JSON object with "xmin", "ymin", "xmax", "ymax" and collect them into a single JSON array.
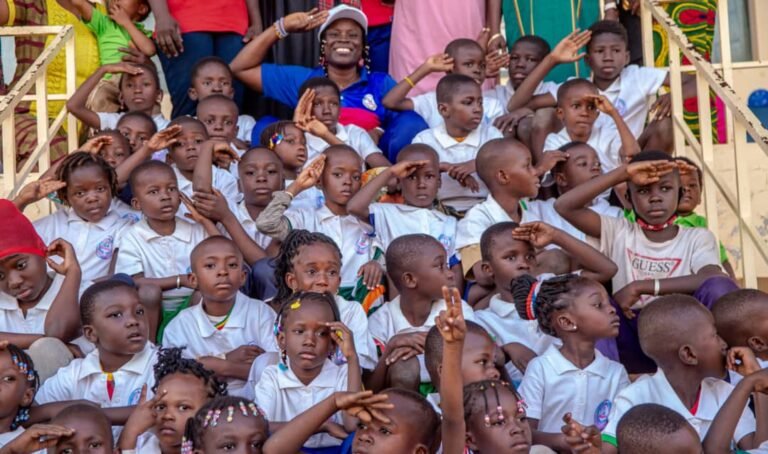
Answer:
[{"xmin": 230, "ymin": 5, "xmax": 427, "ymax": 161}]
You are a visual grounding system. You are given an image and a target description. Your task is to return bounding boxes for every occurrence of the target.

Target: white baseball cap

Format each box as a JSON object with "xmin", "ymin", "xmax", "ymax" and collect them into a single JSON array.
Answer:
[{"xmin": 318, "ymin": 4, "xmax": 368, "ymax": 38}]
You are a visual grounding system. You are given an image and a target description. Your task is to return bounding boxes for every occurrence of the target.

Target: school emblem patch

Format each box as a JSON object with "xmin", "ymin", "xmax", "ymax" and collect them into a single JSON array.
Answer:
[
  {"xmin": 95, "ymin": 236, "xmax": 115, "ymax": 260},
  {"xmin": 128, "ymin": 387, "xmax": 143, "ymax": 405},
  {"xmin": 615, "ymin": 98, "xmax": 628, "ymax": 117},
  {"xmin": 363, "ymin": 94, "xmax": 378, "ymax": 111},
  {"xmin": 594, "ymin": 399, "xmax": 612, "ymax": 430},
  {"xmin": 354, "ymin": 234, "xmax": 370, "ymax": 255}
]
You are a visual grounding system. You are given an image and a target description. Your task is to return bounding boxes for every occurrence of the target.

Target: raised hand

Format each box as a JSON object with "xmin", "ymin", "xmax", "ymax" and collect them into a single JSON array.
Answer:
[
  {"xmin": 675, "ymin": 159, "xmax": 698, "ymax": 177},
  {"xmin": 389, "ymin": 160, "xmax": 429, "ymax": 179},
  {"xmin": 283, "ymin": 8, "xmax": 330, "ymax": 33},
  {"xmin": 384, "ymin": 332, "xmax": 427, "ymax": 365},
  {"xmin": 119, "ymin": 47, "xmax": 151, "ymax": 66},
  {"xmin": 211, "ymin": 141, "xmax": 240, "ymax": 170},
  {"xmin": 79, "ymin": 136, "xmax": 113, "ymax": 154},
  {"xmin": 180, "ymin": 192, "xmax": 212, "ymax": 224},
  {"xmin": 485, "ymin": 51, "xmax": 510, "ymax": 79},
  {"xmin": 727, "ymin": 347, "xmax": 761, "ymax": 377},
  {"xmin": 14, "ymin": 178, "xmax": 67, "ymax": 207},
  {"xmin": 294, "ymin": 89, "xmax": 333, "ymax": 138},
  {"xmin": 335, "ymin": 391, "xmax": 393, "ymax": 425},
  {"xmin": 550, "ymin": 30, "xmax": 592, "ymax": 64},
  {"xmin": 494, "ymin": 108, "xmax": 534, "ymax": 134},
  {"xmin": 46, "ymin": 239, "xmax": 80, "ymax": 276},
  {"xmin": 512, "ymin": 222, "xmax": 560, "ymax": 249},
  {"xmin": 192, "ymin": 189, "xmax": 232, "ymax": 223},
  {"xmin": 146, "ymin": 125, "xmax": 183, "ymax": 152},
  {"xmin": 613, "ymin": 281, "xmax": 642, "ymax": 319},
  {"xmin": 121, "ymin": 385, "xmax": 164, "ymax": 444},
  {"xmin": 436, "ymin": 286, "xmax": 466, "ymax": 344},
  {"xmin": 424, "ymin": 53, "xmax": 455, "ymax": 73},
  {"xmin": 103, "ymin": 62, "xmax": 145, "ymax": 77},
  {"xmin": 626, "ymin": 159, "xmax": 676, "ymax": 186},
  {"xmin": 582, "ymin": 94, "xmax": 617, "ymax": 116},
  {"xmin": 327, "ymin": 321, "xmax": 357, "ymax": 360},
  {"xmin": 108, "ymin": 1, "xmax": 130, "ymax": 26},
  {"xmin": 0, "ymin": 424, "xmax": 75, "ymax": 453},
  {"xmin": 534, "ymin": 150, "xmax": 569, "ymax": 177},
  {"xmin": 288, "ymin": 155, "xmax": 326, "ymax": 195}
]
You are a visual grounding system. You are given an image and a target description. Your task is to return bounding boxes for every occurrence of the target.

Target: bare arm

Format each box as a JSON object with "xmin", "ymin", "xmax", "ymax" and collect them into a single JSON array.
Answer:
[
  {"xmin": 43, "ymin": 240, "xmax": 82, "ymax": 342},
  {"xmin": 550, "ymin": 229, "xmax": 617, "ymax": 283},
  {"xmin": 67, "ymin": 63, "xmax": 144, "ymax": 129},
  {"xmin": 437, "ymin": 287, "xmax": 467, "ymax": 454},
  {"xmin": 114, "ymin": 19, "xmax": 156, "ymax": 56},
  {"xmin": 198, "ymin": 356, "xmax": 252, "ymax": 381},
  {"xmin": 192, "ymin": 141, "xmax": 216, "ymax": 193},
  {"xmin": 0, "ymin": 333, "xmax": 45, "ymax": 349},
  {"xmin": 347, "ymin": 169, "xmax": 391, "ymax": 220},
  {"xmin": 381, "ymin": 55, "xmax": 453, "ymax": 111},
  {"xmin": 55, "ymin": 0, "xmax": 93, "ymax": 21}
]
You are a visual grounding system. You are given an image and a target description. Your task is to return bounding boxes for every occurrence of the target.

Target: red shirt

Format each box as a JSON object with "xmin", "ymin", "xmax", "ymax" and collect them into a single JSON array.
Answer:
[
  {"xmin": 361, "ymin": 0, "xmax": 394, "ymax": 27},
  {"xmin": 167, "ymin": 0, "xmax": 248, "ymax": 35}
]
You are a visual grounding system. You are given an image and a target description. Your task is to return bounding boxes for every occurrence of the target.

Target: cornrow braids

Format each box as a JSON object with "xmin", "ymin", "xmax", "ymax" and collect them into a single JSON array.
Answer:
[
  {"xmin": 463, "ymin": 380, "xmax": 524, "ymax": 426},
  {"xmin": 4, "ymin": 344, "xmax": 39, "ymax": 430},
  {"xmin": 153, "ymin": 348, "xmax": 228, "ymax": 398},
  {"xmin": 55, "ymin": 151, "xmax": 117, "ymax": 205},
  {"xmin": 182, "ymin": 396, "xmax": 268, "ymax": 451},
  {"xmin": 274, "ymin": 291, "xmax": 341, "ymax": 369},
  {"xmin": 273, "ymin": 229, "xmax": 343, "ymax": 302},
  {"xmin": 512, "ymin": 274, "xmax": 590, "ymax": 337}
]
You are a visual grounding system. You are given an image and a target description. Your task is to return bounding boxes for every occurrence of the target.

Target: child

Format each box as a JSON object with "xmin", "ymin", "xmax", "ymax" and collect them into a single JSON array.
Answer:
[
  {"xmin": 181, "ymin": 395, "xmax": 268, "ymax": 453},
  {"xmin": 618, "ymin": 403, "xmax": 702, "ymax": 454},
  {"xmin": 367, "ymin": 234, "xmax": 475, "ymax": 393},
  {"xmin": 187, "ymin": 56, "xmax": 255, "ymax": 144},
  {"xmin": 0, "ymin": 342, "xmax": 39, "ymax": 448},
  {"xmin": 256, "ymin": 147, "xmax": 385, "ymax": 307},
  {"xmin": 254, "ymin": 291, "xmax": 360, "ymax": 449},
  {"xmin": 32, "ymin": 152, "xmax": 132, "ymax": 294},
  {"xmin": 93, "ymin": 129, "xmax": 132, "ymax": 170},
  {"xmin": 297, "ymin": 78, "xmax": 391, "ymax": 168},
  {"xmin": 271, "ymin": 230, "xmax": 377, "ymax": 370},
  {"xmin": 514, "ymin": 273, "xmax": 629, "ymax": 451},
  {"xmin": 115, "ymin": 160, "xmax": 217, "ymax": 340},
  {"xmin": 383, "ymin": 38, "xmax": 505, "ymax": 128},
  {"xmin": 474, "ymin": 221, "xmax": 619, "ymax": 381},
  {"xmin": 35, "ymin": 280, "xmax": 157, "ymax": 416},
  {"xmin": 116, "ymin": 111, "xmax": 158, "ymax": 154},
  {"xmin": 117, "ymin": 347, "xmax": 228, "ymax": 453},
  {"xmin": 57, "ymin": 0, "xmax": 155, "ymax": 113},
  {"xmin": 46, "ymin": 404, "xmax": 115, "ymax": 454},
  {"xmin": 412, "ymin": 74, "xmax": 503, "ymax": 213},
  {"xmin": 712, "ymin": 290, "xmax": 768, "ymax": 383},
  {"xmin": 555, "ymin": 151, "xmax": 733, "ymax": 372},
  {"xmin": 600, "ymin": 295, "xmax": 757, "ymax": 453},
  {"xmin": 196, "ymin": 94, "xmax": 245, "ymax": 174},
  {"xmin": 162, "ymin": 236, "xmax": 279, "ymax": 398}
]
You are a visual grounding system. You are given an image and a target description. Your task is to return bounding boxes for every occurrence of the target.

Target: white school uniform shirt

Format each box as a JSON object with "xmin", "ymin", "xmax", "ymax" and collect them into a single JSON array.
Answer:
[
  {"xmin": 0, "ymin": 272, "xmax": 63, "ymax": 335},
  {"xmin": 368, "ymin": 202, "xmax": 458, "ymax": 259},
  {"xmin": 484, "ymin": 80, "xmax": 559, "ymax": 114},
  {"xmin": 593, "ymin": 65, "xmax": 668, "ymax": 137},
  {"xmin": 284, "ymin": 205, "xmax": 380, "ymax": 289},
  {"xmin": 224, "ymin": 201, "xmax": 275, "ymax": 250},
  {"xmin": 602, "ymin": 369, "xmax": 756, "ymax": 445},
  {"xmin": 254, "ymin": 360, "xmax": 348, "ymax": 448},
  {"xmin": 599, "ymin": 216, "xmax": 721, "ymax": 308},
  {"xmin": 333, "ymin": 295, "xmax": 377, "ymax": 370},
  {"xmin": 368, "ymin": 296, "xmax": 476, "ymax": 382},
  {"xmin": 115, "ymin": 218, "xmax": 207, "ymax": 308},
  {"xmin": 729, "ymin": 357, "xmax": 768, "ymax": 386},
  {"xmin": 135, "ymin": 433, "xmax": 162, "ymax": 453},
  {"xmin": 455, "ymin": 196, "xmax": 540, "ymax": 251},
  {"xmin": 97, "ymin": 112, "xmax": 170, "ymax": 131},
  {"xmin": 474, "ymin": 293, "xmax": 560, "ymax": 382},
  {"xmin": 518, "ymin": 345, "xmax": 630, "ymax": 433},
  {"xmin": 305, "ymin": 123, "xmax": 382, "ymax": 163},
  {"xmin": 413, "ymin": 123, "xmax": 502, "ymax": 211},
  {"xmin": 412, "ymin": 91, "xmax": 505, "ymax": 128},
  {"xmin": 112, "ymin": 199, "xmax": 142, "ymax": 225},
  {"xmin": 36, "ymin": 342, "xmax": 157, "ymax": 406},
  {"xmin": 172, "ymin": 164, "xmax": 241, "ymax": 219},
  {"xmin": 34, "ymin": 204, "xmax": 131, "ymax": 294},
  {"xmin": 285, "ymin": 180, "xmax": 325, "ymax": 211},
  {"xmin": 525, "ymin": 197, "xmax": 623, "ymax": 243},
  {"xmin": 237, "ymin": 114, "xmax": 256, "ymax": 143},
  {"xmin": 162, "ymin": 292, "xmax": 279, "ymax": 398},
  {"xmin": 543, "ymin": 124, "xmax": 623, "ymax": 174}
]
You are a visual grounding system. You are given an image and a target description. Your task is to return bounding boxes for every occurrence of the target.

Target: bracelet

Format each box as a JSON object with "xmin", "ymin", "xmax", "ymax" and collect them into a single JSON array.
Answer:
[
  {"xmin": 274, "ymin": 19, "xmax": 289, "ymax": 40},
  {"xmin": 284, "ymin": 189, "xmax": 295, "ymax": 200},
  {"xmin": 176, "ymin": 275, "xmax": 181, "ymax": 289},
  {"xmin": 488, "ymin": 33, "xmax": 504, "ymax": 46},
  {"xmin": 404, "ymin": 76, "xmax": 415, "ymax": 88},
  {"xmin": 604, "ymin": 1, "xmax": 618, "ymax": 11},
  {"xmin": 653, "ymin": 279, "xmax": 660, "ymax": 296}
]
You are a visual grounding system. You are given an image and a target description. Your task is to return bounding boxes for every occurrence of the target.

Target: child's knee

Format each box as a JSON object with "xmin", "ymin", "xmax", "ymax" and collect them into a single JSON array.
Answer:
[
  {"xmin": 386, "ymin": 356, "xmax": 421, "ymax": 391},
  {"xmin": 642, "ymin": 117, "xmax": 674, "ymax": 152},
  {"xmin": 516, "ymin": 116, "xmax": 533, "ymax": 142},
  {"xmin": 28, "ymin": 337, "xmax": 75, "ymax": 384},
  {"xmin": 531, "ymin": 107, "xmax": 560, "ymax": 133}
]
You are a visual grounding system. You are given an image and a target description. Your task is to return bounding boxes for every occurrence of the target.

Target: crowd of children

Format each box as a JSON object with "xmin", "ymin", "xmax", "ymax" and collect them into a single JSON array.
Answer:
[{"xmin": 0, "ymin": 2, "xmax": 765, "ymax": 453}]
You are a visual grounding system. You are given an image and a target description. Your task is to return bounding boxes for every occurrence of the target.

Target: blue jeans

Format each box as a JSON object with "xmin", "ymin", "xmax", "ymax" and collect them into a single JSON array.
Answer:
[
  {"xmin": 157, "ymin": 32, "xmax": 245, "ymax": 118},
  {"xmin": 367, "ymin": 24, "xmax": 391, "ymax": 74}
]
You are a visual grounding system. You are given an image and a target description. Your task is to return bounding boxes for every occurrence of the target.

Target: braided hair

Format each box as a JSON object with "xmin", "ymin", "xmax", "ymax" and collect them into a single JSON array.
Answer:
[
  {"xmin": 273, "ymin": 229, "xmax": 343, "ymax": 302},
  {"xmin": 273, "ymin": 291, "xmax": 341, "ymax": 367},
  {"xmin": 55, "ymin": 151, "xmax": 117, "ymax": 205},
  {"xmin": 153, "ymin": 348, "xmax": 228, "ymax": 398},
  {"xmin": 512, "ymin": 274, "xmax": 593, "ymax": 337},
  {"xmin": 182, "ymin": 396, "xmax": 268, "ymax": 451},
  {"xmin": 3, "ymin": 344, "xmax": 39, "ymax": 430},
  {"xmin": 463, "ymin": 380, "xmax": 525, "ymax": 427}
]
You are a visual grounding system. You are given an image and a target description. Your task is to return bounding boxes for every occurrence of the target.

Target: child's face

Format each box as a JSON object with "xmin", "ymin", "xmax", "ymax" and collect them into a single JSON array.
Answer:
[
  {"xmin": 153, "ymin": 374, "xmax": 210, "ymax": 452},
  {"xmin": 0, "ymin": 350, "xmax": 34, "ymax": 421},
  {"xmin": 120, "ymin": 71, "xmax": 160, "ymax": 113},
  {"xmin": 461, "ymin": 331, "xmax": 501, "ymax": 384},
  {"xmin": 0, "ymin": 253, "xmax": 50, "ymax": 304},
  {"xmin": 452, "ymin": 46, "xmax": 486, "ymax": 84},
  {"xmin": 310, "ymin": 86, "xmax": 341, "ymax": 131},
  {"xmin": 690, "ymin": 311, "xmax": 728, "ymax": 378},
  {"xmin": 49, "ymin": 414, "xmax": 113, "ymax": 454},
  {"xmin": 99, "ymin": 136, "xmax": 130, "ymax": 168},
  {"xmin": 130, "ymin": 167, "xmax": 180, "ymax": 222},
  {"xmin": 566, "ymin": 283, "xmax": 619, "ymax": 339},
  {"xmin": 554, "ymin": 144, "xmax": 602, "ymax": 191},
  {"xmin": 65, "ymin": 164, "xmax": 112, "ymax": 223},
  {"xmin": 117, "ymin": 116, "xmax": 154, "ymax": 153},
  {"xmin": 84, "ymin": 287, "xmax": 148, "ymax": 357},
  {"xmin": 399, "ymin": 154, "xmax": 440, "ymax": 209},
  {"xmin": 586, "ymin": 33, "xmax": 630, "ymax": 81},
  {"xmin": 484, "ymin": 235, "xmax": 536, "ymax": 289},
  {"xmin": 168, "ymin": 123, "xmax": 208, "ymax": 172},
  {"xmin": 238, "ymin": 150, "xmax": 283, "ymax": 207},
  {"xmin": 499, "ymin": 145, "xmax": 541, "ymax": 200},
  {"xmin": 273, "ymin": 125, "xmax": 308, "ymax": 171},
  {"xmin": 628, "ymin": 170, "xmax": 680, "ymax": 224},
  {"xmin": 191, "ymin": 242, "xmax": 246, "ymax": 304},
  {"xmin": 198, "ymin": 411, "xmax": 268, "ymax": 454},
  {"xmin": 439, "ymin": 83, "xmax": 483, "ymax": 134},
  {"xmin": 352, "ymin": 393, "xmax": 431, "ymax": 454},
  {"xmin": 285, "ymin": 243, "xmax": 342, "ymax": 295},
  {"xmin": 677, "ymin": 171, "xmax": 701, "ymax": 216},
  {"xmin": 466, "ymin": 387, "xmax": 532, "ymax": 454},
  {"xmin": 557, "ymin": 86, "xmax": 599, "ymax": 137},
  {"xmin": 319, "ymin": 151, "xmax": 362, "ymax": 208},
  {"xmin": 189, "ymin": 63, "xmax": 235, "ymax": 100},
  {"xmin": 405, "ymin": 241, "xmax": 454, "ymax": 299},
  {"xmin": 508, "ymin": 42, "xmax": 544, "ymax": 89},
  {"xmin": 198, "ymin": 100, "xmax": 239, "ymax": 142},
  {"xmin": 108, "ymin": 0, "xmax": 148, "ymax": 21},
  {"xmin": 278, "ymin": 301, "xmax": 335, "ymax": 372}
]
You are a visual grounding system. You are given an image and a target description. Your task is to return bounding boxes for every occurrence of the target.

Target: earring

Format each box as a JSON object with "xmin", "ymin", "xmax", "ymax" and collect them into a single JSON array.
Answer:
[{"xmin": 278, "ymin": 350, "xmax": 288, "ymax": 371}]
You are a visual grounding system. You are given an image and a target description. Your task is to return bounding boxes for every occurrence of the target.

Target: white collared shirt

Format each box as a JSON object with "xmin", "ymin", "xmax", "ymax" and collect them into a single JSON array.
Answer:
[
  {"xmin": 368, "ymin": 203, "xmax": 458, "ymax": 259},
  {"xmin": 162, "ymin": 292, "xmax": 279, "ymax": 398},
  {"xmin": 543, "ymin": 123, "xmax": 623, "ymax": 174},
  {"xmin": 115, "ymin": 217, "xmax": 207, "ymax": 306},
  {"xmin": 237, "ymin": 114, "xmax": 256, "ymax": 143},
  {"xmin": 0, "ymin": 273, "xmax": 63, "ymax": 335},
  {"xmin": 254, "ymin": 360, "xmax": 348, "ymax": 448},
  {"xmin": 34, "ymin": 204, "xmax": 132, "ymax": 294},
  {"xmin": 224, "ymin": 201, "xmax": 275, "ymax": 250},
  {"xmin": 602, "ymin": 369, "xmax": 756, "ymax": 445},
  {"xmin": 593, "ymin": 65, "xmax": 668, "ymax": 137},
  {"xmin": 334, "ymin": 295, "xmax": 377, "ymax": 371},
  {"xmin": 284, "ymin": 180, "xmax": 325, "ymax": 211},
  {"xmin": 97, "ymin": 113, "xmax": 170, "ymax": 131},
  {"xmin": 368, "ymin": 296, "xmax": 476, "ymax": 381},
  {"xmin": 413, "ymin": 123, "xmax": 502, "ymax": 211},
  {"xmin": 172, "ymin": 164, "xmax": 241, "ymax": 219},
  {"xmin": 519, "ymin": 345, "xmax": 629, "ymax": 433},
  {"xmin": 412, "ymin": 91, "xmax": 505, "ymax": 128},
  {"xmin": 475, "ymin": 293, "xmax": 560, "ymax": 382},
  {"xmin": 455, "ymin": 196, "xmax": 540, "ymax": 250},
  {"xmin": 36, "ymin": 342, "xmax": 158, "ymax": 406},
  {"xmin": 525, "ymin": 197, "xmax": 623, "ymax": 244},
  {"xmin": 729, "ymin": 357, "xmax": 768, "ymax": 386},
  {"xmin": 285, "ymin": 205, "xmax": 380, "ymax": 288},
  {"xmin": 305, "ymin": 123, "xmax": 382, "ymax": 164},
  {"xmin": 484, "ymin": 80, "xmax": 559, "ymax": 114}
]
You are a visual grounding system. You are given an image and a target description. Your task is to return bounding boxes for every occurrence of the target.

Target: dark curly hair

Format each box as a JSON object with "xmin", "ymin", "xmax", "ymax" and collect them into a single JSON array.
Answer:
[
  {"xmin": 152, "ymin": 348, "xmax": 228, "ymax": 398},
  {"xmin": 512, "ymin": 274, "xmax": 594, "ymax": 337},
  {"xmin": 273, "ymin": 229, "xmax": 343, "ymax": 302},
  {"xmin": 55, "ymin": 151, "xmax": 118, "ymax": 205}
]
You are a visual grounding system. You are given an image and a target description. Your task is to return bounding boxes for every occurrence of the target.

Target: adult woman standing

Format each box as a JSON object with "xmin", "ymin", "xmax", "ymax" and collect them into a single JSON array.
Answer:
[{"xmin": 231, "ymin": 5, "xmax": 427, "ymax": 161}]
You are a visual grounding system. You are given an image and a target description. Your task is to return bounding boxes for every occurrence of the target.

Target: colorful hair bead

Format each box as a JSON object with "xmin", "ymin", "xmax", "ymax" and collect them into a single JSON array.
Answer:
[
  {"xmin": 269, "ymin": 133, "xmax": 284, "ymax": 150},
  {"xmin": 211, "ymin": 409, "xmax": 222, "ymax": 427},
  {"xmin": 180, "ymin": 437, "xmax": 194, "ymax": 454},
  {"xmin": 227, "ymin": 406, "xmax": 234, "ymax": 423},
  {"xmin": 203, "ymin": 409, "xmax": 214, "ymax": 428},
  {"xmin": 249, "ymin": 402, "xmax": 261, "ymax": 417},
  {"xmin": 290, "ymin": 299, "xmax": 301, "ymax": 310},
  {"xmin": 240, "ymin": 401, "xmax": 249, "ymax": 417}
]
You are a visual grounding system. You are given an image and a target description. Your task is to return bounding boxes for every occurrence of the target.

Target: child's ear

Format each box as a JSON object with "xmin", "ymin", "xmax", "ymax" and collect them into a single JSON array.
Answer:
[
  {"xmin": 678, "ymin": 344, "xmax": 698, "ymax": 366},
  {"xmin": 188, "ymin": 87, "xmax": 199, "ymax": 101},
  {"xmin": 465, "ymin": 430, "xmax": 479, "ymax": 451},
  {"xmin": 554, "ymin": 170, "xmax": 568, "ymax": 188},
  {"xmin": 277, "ymin": 330, "xmax": 287, "ymax": 351},
  {"xmin": 188, "ymin": 272, "xmax": 199, "ymax": 290},
  {"xmin": 748, "ymin": 337, "xmax": 768, "ymax": 353},
  {"xmin": 285, "ymin": 272, "xmax": 298, "ymax": 293},
  {"xmin": 403, "ymin": 271, "xmax": 418, "ymax": 289},
  {"xmin": 20, "ymin": 386, "xmax": 35, "ymax": 408},
  {"xmin": 496, "ymin": 168, "xmax": 509, "ymax": 185},
  {"xmin": 83, "ymin": 324, "xmax": 98, "ymax": 344},
  {"xmin": 556, "ymin": 313, "xmax": 577, "ymax": 333},
  {"xmin": 555, "ymin": 107, "xmax": 564, "ymax": 121},
  {"xmin": 138, "ymin": 4, "xmax": 149, "ymax": 18},
  {"xmin": 130, "ymin": 197, "xmax": 141, "ymax": 211},
  {"xmin": 414, "ymin": 444, "xmax": 430, "ymax": 454},
  {"xmin": 438, "ymin": 102, "xmax": 449, "ymax": 117},
  {"xmin": 479, "ymin": 261, "xmax": 494, "ymax": 281}
]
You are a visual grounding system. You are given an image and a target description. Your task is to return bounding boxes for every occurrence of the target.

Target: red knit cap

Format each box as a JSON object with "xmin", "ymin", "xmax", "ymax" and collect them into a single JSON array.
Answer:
[{"xmin": 0, "ymin": 199, "xmax": 47, "ymax": 259}]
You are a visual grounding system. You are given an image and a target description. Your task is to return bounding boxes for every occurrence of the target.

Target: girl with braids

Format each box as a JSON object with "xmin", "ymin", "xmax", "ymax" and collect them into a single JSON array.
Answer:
[
  {"xmin": 514, "ymin": 274, "xmax": 629, "ymax": 452},
  {"xmin": 270, "ymin": 230, "xmax": 376, "ymax": 371},
  {"xmin": 231, "ymin": 5, "xmax": 429, "ymax": 161},
  {"xmin": 181, "ymin": 395, "xmax": 269, "ymax": 453},
  {"xmin": 118, "ymin": 348, "xmax": 228, "ymax": 453},
  {"xmin": 0, "ymin": 342, "xmax": 40, "ymax": 449}
]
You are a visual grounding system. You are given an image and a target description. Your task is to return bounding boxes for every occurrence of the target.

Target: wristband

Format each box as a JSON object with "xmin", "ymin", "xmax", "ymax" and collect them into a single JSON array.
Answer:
[
  {"xmin": 284, "ymin": 189, "xmax": 295, "ymax": 200},
  {"xmin": 404, "ymin": 76, "xmax": 415, "ymax": 88},
  {"xmin": 488, "ymin": 33, "xmax": 504, "ymax": 46},
  {"xmin": 176, "ymin": 274, "xmax": 181, "ymax": 289},
  {"xmin": 653, "ymin": 279, "xmax": 660, "ymax": 296}
]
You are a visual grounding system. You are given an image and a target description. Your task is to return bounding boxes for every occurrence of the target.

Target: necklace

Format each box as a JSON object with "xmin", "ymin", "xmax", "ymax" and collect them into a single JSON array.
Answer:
[{"xmin": 636, "ymin": 214, "xmax": 678, "ymax": 232}]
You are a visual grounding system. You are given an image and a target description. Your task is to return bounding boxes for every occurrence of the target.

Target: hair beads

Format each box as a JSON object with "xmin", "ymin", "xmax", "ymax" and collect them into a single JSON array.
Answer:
[{"xmin": 479, "ymin": 382, "xmax": 505, "ymax": 427}]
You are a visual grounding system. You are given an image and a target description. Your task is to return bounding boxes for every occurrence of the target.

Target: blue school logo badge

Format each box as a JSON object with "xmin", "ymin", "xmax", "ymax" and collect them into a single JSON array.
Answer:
[
  {"xmin": 128, "ymin": 387, "xmax": 143, "ymax": 405},
  {"xmin": 615, "ymin": 98, "xmax": 628, "ymax": 117},
  {"xmin": 594, "ymin": 399, "xmax": 612, "ymax": 430},
  {"xmin": 95, "ymin": 236, "xmax": 114, "ymax": 260},
  {"xmin": 363, "ymin": 94, "xmax": 378, "ymax": 111},
  {"xmin": 438, "ymin": 234, "xmax": 453, "ymax": 254},
  {"xmin": 354, "ymin": 234, "xmax": 370, "ymax": 255}
]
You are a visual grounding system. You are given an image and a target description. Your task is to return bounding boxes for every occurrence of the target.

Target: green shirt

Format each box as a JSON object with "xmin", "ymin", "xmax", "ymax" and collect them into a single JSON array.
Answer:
[{"xmin": 84, "ymin": 8, "xmax": 151, "ymax": 66}]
